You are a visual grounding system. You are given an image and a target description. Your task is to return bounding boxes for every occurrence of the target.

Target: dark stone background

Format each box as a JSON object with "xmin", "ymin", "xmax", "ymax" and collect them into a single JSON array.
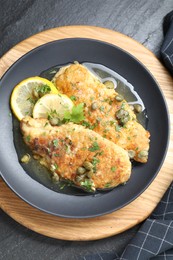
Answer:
[{"xmin": 0, "ymin": 0, "xmax": 173, "ymax": 259}]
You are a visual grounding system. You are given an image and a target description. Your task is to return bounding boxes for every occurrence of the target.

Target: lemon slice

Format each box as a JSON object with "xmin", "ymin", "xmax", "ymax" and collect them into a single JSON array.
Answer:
[
  {"xmin": 33, "ymin": 93, "xmax": 74, "ymax": 120},
  {"xmin": 10, "ymin": 76, "xmax": 58, "ymax": 120}
]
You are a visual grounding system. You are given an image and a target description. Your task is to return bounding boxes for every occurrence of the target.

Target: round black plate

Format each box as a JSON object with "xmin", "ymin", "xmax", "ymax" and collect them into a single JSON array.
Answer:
[{"xmin": 0, "ymin": 38, "xmax": 169, "ymax": 218}]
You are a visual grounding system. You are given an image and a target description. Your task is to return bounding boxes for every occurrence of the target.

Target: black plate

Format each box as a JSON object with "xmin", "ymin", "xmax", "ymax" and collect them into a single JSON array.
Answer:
[{"xmin": 0, "ymin": 38, "xmax": 169, "ymax": 218}]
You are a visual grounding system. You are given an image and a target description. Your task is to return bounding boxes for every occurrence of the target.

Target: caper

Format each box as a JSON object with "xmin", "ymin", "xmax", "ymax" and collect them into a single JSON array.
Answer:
[
  {"xmin": 116, "ymin": 109, "xmax": 129, "ymax": 118},
  {"xmin": 83, "ymin": 161, "xmax": 94, "ymax": 170},
  {"xmin": 104, "ymin": 81, "xmax": 114, "ymax": 89},
  {"xmin": 39, "ymin": 159, "xmax": 47, "ymax": 167},
  {"xmin": 52, "ymin": 172, "xmax": 60, "ymax": 183},
  {"xmin": 116, "ymin": 109, "xmax": 125, "ymax": 119},
  {"xmin": 116, "ymin": 109, "xmax": 130, "ymax": 125},
  {"xmin": 138, "ymin": 150, "xmax": 148, "ymax": 158},
  {"xmin": 124, "ymin": 110, "xmax": 129, "ymax": 116},
  {"xmin": 119, "ymin": 109, "xmax": 128, "ymax": 117},
  {"xmin": 91, "ymin": 102, "xmax": 98, "ymax": 110},
  {"xmin": 128, "ymin": 150, "xmax": 136, "ymax": 159},
  {"xmin": 129, "ymin": 105, "xmax": 134, "ymax": 111},
  {"xmin": 77, "ymin": 166, "xmax": 86, "ymax": 175},
  {"xmin": 33, "ymin": 154, "xmax": 40, "ymax": 160},
  {"xmin": 91, "ymin": 183, "xmax": 96, "ymax": 191},
  {"xmin": 49, "ymin": 117, "xmax": 60, "ymax": 126},
  {"xmin": 86, "ymin": 169, "xmax": 94, "ymax": 178},
  {"xmin": 21, "ymin": 154, "xmax": 31, "ymax": 163},
  {"xmin": 120, "ymin": 116, "xmax": 130, "ymax": 125},
  {"xmin": 75, "ymin": 174, "xmax": 86, "ymax": 183},
  {"xmin": 50, "ymin": 164, "xmax": 56, "ymax": 172},
  {"xmin": 115, "ymin": 94, "xmax": 124, "ymax": 102},
  {"xmin": 134, "ymin": 104, "xmax": 142, "ymax": 113}
]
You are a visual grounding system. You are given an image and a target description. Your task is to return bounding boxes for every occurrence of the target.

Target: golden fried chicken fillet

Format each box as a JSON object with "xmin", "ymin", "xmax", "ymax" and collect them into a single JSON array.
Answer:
[
  {"xmin": 20, "ymin": 117, "xmax": 131, "ymax": 191},
  {"xmin": 54, "ymin": 64, "xmax": 150, "ymax": 163}
]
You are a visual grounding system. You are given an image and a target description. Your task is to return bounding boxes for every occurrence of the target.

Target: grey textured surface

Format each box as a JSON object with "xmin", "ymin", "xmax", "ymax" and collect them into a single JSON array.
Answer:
[
  {"xmin": 1, "ymin": 0, "xmax": 173, "ymax": 58},
  {"xmin": 0, "ymin": 0, "xmax": 173, "ymax": 259}
]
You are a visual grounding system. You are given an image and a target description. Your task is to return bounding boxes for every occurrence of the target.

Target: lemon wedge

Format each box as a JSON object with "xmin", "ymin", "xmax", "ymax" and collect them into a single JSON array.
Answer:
[
  {"xmin": 10, "ymin": 77, "xmax": 58, "ymax": 120},
  {"xmin": 33, "ymin": 93, "xmax": 74, "ymax": 122}
]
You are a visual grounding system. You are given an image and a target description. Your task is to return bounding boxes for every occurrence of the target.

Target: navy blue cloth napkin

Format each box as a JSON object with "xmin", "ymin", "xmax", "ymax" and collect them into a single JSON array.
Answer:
[
  {"xmin": 81, "ymin": 11, "xmax": 173, "ymax": 260},
  {"xmin": 160, "ymin": 10, "xmax": 173, "ymax": 76},
  {"xmin": 81, "ymin": 182, "xmax": 173, "ymax": 260}
]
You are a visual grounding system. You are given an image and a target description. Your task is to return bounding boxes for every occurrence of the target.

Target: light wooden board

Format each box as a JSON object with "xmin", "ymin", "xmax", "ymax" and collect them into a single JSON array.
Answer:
[{"xmin": 0, "ymin": 26, "xmax": 173, "ymax": 241}]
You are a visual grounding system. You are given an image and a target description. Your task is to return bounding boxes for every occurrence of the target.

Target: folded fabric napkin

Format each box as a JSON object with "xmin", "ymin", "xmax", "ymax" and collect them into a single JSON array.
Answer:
[
  {"xmin": 81, "ymin": 11, "xmax": 173, "ymax": 260},
  {"xmin": 115, "ymin": 182, "xmax": 173, "ymax": 259},
  {"xmin": 160, "ymin": 10, "xmax": 173, "ymax": 76},
  {"xmin": 81, "ymin": 182, "xmax": 173, "ymax": 260}
]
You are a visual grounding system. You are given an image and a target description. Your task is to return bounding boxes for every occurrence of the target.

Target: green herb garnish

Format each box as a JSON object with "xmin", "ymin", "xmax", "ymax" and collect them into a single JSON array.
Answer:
[
  {"xmin": 54, "ymin": 163, "xmax": 59, "ymax": 170},
  {"xmin": 64, "ymin": 103, "xmax": 85, "ymax": 123},
  {"xmin": 89, "ymin": 122, "xmax": 98, "ymax": 130},
  {"xmin": 82, "ymin": 120, "xmax": 91, "ymax": 128},
  {"xmin": 47, "ymin": 109, "xmax": 59, "ymax": 120},
  {"xmin": 25, "ymin": 135, "xmax": 31, "ymax": 142},
  {"xmin": 60, "ymin": 183, "xmax": 66, "ymax": 190},
  {"xmin": 115, "ymin": 124, "xmax": 121, "ymax": 132},
  {"xmin": 99, "ymin": 105, "xmax": 105, "ymax": 112},
  {"xmin": 88, "ymin": 141, "xmax": 100, "ymax": 152},
  {"xmin": 54, "ymin": 153, "xmax": 60, "ymax": 157},
  {"xmin": 92, "ymin": 157, "xmax": 100, "ymax": 172},
  {"xmin": 70, "ymin": 95, "xmax": 77, "ymax": 101},
  {"xmin": 104, "ymin": 182, "xmax": 112, "ymax": 188},
  {"xmin": 27, "ymin": 97, "xmax": 36, "ymax": 104},
  {"xmin": 80, "ymin": 179, "xmax": 94, "ymax": 192},
  {"xmin": 36, "ymin": 84, "xmax": 51, "ymax": 95},
  {"xmin": 44, "ymin": 122, "xmax": 49, "ymax": 127},
  {"xmin": 52, "ymin": 139, "xmax": 58, "ymax": 147},
  {"xmin": 111, "ymin": 166, "xmax": 116, "ymax": 172}
]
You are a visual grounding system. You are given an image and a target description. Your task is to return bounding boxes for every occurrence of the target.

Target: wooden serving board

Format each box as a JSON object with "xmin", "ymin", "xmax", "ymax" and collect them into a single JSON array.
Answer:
[{"xmin": 0, "ymin": 26, "xmax": 173, "ymax": 241}]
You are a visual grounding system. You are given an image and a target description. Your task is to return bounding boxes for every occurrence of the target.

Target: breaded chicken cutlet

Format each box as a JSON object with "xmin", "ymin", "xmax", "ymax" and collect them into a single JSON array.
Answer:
[
  {"xmin": 53, "ymin": 64, "xmax": 150, "ymax": 163},
  {"xmin": 20, "ymin": 117, "xmax": 131, "ymax": 191}
]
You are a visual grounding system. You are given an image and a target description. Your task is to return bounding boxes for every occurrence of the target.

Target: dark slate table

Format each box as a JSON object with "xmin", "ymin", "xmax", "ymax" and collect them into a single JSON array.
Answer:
[{"xmin": 0, "ymin": 1, "xmax": 173, "ymax": 259}]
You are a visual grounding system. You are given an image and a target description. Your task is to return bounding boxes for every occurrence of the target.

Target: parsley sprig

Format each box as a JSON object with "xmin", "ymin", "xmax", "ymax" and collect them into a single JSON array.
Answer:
[{"xmin": 63, "ymin": 103, "xmax": 85, "ymax": 123}]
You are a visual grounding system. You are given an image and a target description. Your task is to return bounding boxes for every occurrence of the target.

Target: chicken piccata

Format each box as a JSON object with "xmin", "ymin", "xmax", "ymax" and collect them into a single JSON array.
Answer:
[
  {"xmin": 54, "ymin": 64, "xmax": 150, "ymax": 163},
  {"xmin": 20, "ymin": 117, "xmax": 131, "ymax": 191}
]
